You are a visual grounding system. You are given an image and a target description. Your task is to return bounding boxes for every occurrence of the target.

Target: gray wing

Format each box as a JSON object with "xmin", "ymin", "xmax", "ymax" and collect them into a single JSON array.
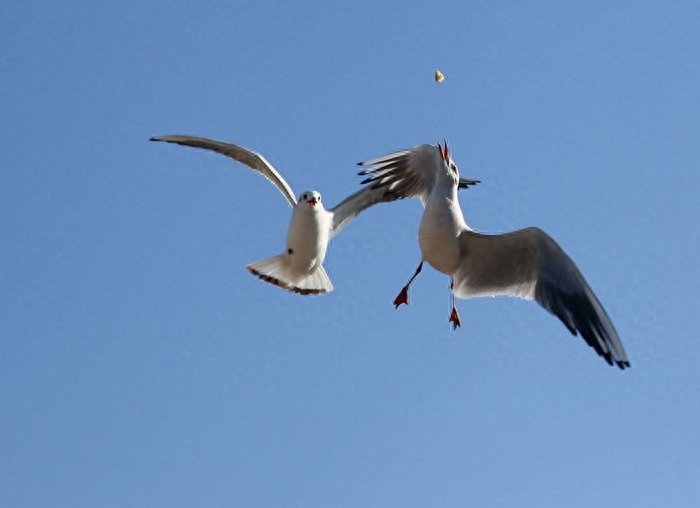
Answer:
[
  {"xmin": 150, "ymin": 135, "xmax": 297, "ymax": 207},
  {"xmin": 328, "ymin": 185, "xmax": 401, "ymax": 238},
  {"xmin": 455, "ymin": 227, "xmax": 630, "ymax": 369}
]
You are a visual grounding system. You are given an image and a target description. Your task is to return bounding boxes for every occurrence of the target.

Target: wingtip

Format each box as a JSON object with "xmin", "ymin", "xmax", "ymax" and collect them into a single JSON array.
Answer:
[
  {"xmin": 360, "ymin": 175, "xmax": 376, "ymax": 185},
  {"xmin": 616, "ymin": 359, "xmax": 631, "ymax": 370},
  {"xmin": 458, "ymin": 179, "xmax": 482, "ymax": 189}
]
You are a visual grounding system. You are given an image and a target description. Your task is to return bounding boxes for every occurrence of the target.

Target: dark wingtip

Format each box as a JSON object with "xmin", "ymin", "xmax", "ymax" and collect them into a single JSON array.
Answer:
[
  {"xmin": 458, "ymin": 179, "xmax": 482, "ymax": 189},
  {"xmin": 360, "ymin": 175, "xmax": 376, "ymax": 185},
  {"xmin": 616, "ymin": 360, "xmax": 631, "ymax": 370}
]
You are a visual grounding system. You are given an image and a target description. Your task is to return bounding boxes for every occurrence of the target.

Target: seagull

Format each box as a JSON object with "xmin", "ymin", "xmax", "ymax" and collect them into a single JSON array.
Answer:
[
  {"xmin": 149, "ymin": 135, "xmax": 471, "ymax": 295},
  {"xmin": 358, "ymin": 141, "xmax": 630, "ymax": 369}
]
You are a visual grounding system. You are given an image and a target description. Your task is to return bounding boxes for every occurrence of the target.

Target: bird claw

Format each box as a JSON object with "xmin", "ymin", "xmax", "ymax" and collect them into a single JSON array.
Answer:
[
  {"xmin": 449, "ymin": 307, "xmax": 461, "ymax": 330},
  {"xmin": 393, "ymin": 287, "xmax": 409, "ymax": 308}
]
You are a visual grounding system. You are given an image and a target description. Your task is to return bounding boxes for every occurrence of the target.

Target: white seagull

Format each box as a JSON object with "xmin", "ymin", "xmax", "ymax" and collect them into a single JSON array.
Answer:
[
  {"xmin": 150, "ymin": 135, "xmax": 478, "ymax": 295},
  {"xmin": 358, "ymin": 141, "xmax": 630, "ymax": 369}
]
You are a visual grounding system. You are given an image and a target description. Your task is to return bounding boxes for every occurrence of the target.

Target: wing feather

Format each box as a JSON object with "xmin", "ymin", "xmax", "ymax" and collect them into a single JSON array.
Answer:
[
  {"xmin": 455, "ymin": 227, "xmax": 630, "ymax": 369},
  {"xmin": 358, "ymin": 143, "xmax": 480, "ymax": 204},
  {"xmin": 328, "ymin": 186, "xmax": 401, "ymax": 237},
  {"xmin": 357, "ymin": 144, "xmax": 443, "ymax": 204},
  {"xmin": 150, "ymin": 135, "xmax": 297, "ymax": 207}
]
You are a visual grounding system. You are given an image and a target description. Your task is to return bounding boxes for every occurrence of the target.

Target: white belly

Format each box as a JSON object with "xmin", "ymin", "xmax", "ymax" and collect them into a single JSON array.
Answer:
[
  {"xmin": 418, "ymin": 199, "xmax": 464, "ymax": 275},
  {"xmin": 285, "ymin": 209, "xmax": 330, "ymax": 275}
]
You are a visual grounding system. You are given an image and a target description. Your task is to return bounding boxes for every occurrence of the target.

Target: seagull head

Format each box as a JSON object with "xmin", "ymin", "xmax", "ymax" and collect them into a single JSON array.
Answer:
[
  {"xmin": 298, "ymin": 190, "xmax": 323, "ymax": 211},
  {"xmin": 437, "ymin": 140, "xmax": 461, "ymax": 186}
]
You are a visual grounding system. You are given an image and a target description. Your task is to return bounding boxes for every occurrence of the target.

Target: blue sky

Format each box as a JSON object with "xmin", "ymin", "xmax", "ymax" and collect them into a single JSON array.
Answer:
[{"xmin": 2, "ymin": 1, "xmax": 699, "ymax": 506}]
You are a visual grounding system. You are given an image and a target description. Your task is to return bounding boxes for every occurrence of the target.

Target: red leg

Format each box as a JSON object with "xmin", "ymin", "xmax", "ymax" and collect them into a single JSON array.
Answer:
[
  {"xmin": 448, "ymin": 278, "xmax": 461, "ymax": 330},
  {"xmin": 393, "ymin": 262, "xmax": 423, "ymax": 308},
  {"xmin": 449, "ymin": 307, "xmax": 461, "ymax": 330}
]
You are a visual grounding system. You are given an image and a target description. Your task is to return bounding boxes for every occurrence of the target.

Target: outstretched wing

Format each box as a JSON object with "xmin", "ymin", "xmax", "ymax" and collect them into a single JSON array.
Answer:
[
  {"xmin": 150, "ymin": 135, "xmax": 297, "ymax": 207},
  {"xmin": 357, "ymin": 144, "xmax": 446, "ymax": 204},
  {"xmin": 328, "ymin": 186, "xmax": 400, "ymax": 238},
  {"xmin": 358, "ymin": 144, "xmax": 480, "ymax": 204},
  {"xmin": 455, "ymin": 227, "xmax": 630, "ymax": 369}
]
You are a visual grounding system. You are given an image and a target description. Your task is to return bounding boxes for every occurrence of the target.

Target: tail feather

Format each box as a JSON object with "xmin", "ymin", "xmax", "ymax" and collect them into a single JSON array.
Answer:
[
  {"xmin": 246, "ymin": 255, "xmax": 333, "ymax": 295},
  {"xmin": 246, "ymin": 255, "xmax": 296, "ymax": 291},
  {"xmin": 293, "ymin": 265, "xmax": 333, "ymax": 295}
]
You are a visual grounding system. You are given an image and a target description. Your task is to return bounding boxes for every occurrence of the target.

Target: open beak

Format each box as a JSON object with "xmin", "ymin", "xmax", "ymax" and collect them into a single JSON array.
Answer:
[{"xmin": 306, "ymin": 198, "xmax": 317, "ymax": 206}]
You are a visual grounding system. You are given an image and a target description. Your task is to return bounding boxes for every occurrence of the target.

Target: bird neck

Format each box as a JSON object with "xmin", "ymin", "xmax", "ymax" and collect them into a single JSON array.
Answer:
[{"xmin": 429, "ymin": 179, "xmax": 459, "ymax": 204}]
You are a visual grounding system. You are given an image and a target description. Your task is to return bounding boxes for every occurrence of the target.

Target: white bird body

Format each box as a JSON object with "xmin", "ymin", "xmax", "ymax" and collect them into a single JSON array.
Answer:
[
  {"xmin": 151, "ymin": 135, "xmax": 402, "ymax": 295},
  {"xmin": 243, "ymin": 190, "xmax": 334, "ymax": 295},
  {"xmin": 419, "ymin": 185, "xmax": 466, "ymax": 275},
  {"xmin": 358, "ymin": 141, "xmax": 630, "ymax": 369},
  {"xmin": 246, "ymin": 191, "xmax": 333, "ymax": 295},
  {"xmin": 285, "ymin": 198, "xmax": 331, "ymax": 275}
]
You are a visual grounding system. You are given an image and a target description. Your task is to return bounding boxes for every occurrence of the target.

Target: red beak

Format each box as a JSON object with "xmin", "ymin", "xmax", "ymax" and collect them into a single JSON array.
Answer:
[{"xmin": 307, "ymin": 198, "xmax": 317, "ymax": 206}]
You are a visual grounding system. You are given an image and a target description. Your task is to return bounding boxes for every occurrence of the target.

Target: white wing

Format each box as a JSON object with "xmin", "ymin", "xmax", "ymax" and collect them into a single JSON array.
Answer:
[
  {"xmin": 357, "ymin": 144, "xmax": 443, "ymax": 204},
  {"xmin": 455, "ymin": 227, "xmax": 630, "ymax": 369},
  {"xmin": 357, "ymin": 143, "xmax": 479, "ymax": 204},
  {"xmin": 330, "ymin": 143, "xmax": 479, "ymax": 237},
  {"xmin": 150, "ymin": 135, "xmax": 297, "ymax": 207},
  {"xmin": 328, "ymin": 185, "xmax": 401, "ymax": 238}
]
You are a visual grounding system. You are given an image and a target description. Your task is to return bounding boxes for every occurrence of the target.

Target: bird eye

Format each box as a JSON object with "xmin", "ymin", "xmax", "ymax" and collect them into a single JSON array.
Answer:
[
  {"xmin": 317, "ymin": 195, "xmax": 321, "ymax": 202},
  {"xmin": 302, "ymin": 193, "xmax": 307, "ymax": 200}
]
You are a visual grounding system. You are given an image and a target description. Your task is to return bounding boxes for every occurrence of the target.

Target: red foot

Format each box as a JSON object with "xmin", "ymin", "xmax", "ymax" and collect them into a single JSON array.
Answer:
[
  {"xmin": 449, "ymin": 307, "xmax": 461, "ymax": 330},
  {"xmin": 393, "ymin": 287, "xmax": 409, "ymax": 308}
]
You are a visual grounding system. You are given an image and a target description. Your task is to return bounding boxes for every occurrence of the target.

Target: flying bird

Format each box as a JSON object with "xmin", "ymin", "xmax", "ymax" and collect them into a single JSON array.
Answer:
[
  {"xmin": 150, "ymin": 135, "xmax": 422, "ymax": 295},
  {"xmin": 358, "ymin": 142, "xmax": 630, "ymax": 369}
]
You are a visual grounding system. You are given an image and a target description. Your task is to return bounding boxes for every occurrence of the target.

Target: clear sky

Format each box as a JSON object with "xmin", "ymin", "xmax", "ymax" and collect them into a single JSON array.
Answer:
[{"xmin": 2, "ymin": 1, "xmax": 699, "ymax": 507}]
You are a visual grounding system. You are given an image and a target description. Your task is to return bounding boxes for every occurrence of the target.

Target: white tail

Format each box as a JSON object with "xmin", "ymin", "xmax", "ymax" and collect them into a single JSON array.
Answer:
[
  {"xmin": 293, "ymin": 265, "xmax": 334, "ymax": 295},
  {"xmin": 246, "ymin": 256, "xmax": 334, "ymax": 295}
]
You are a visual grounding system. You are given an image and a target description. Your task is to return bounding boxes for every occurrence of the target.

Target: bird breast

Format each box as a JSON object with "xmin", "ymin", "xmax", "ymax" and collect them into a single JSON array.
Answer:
[
  {"xmin": 285, "ymin": 209, "xmax": 331, "ymax": 273},
  {"xmin": 419, "ymin": 197, "xmax": 465, "ymax": 275}
]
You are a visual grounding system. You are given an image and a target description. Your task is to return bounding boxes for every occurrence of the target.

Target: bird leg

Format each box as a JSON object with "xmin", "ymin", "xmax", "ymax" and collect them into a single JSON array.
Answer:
[
  {"xmin": 449, "ymin": 278, "xmax": 461, "ymax": 330},
  {"xmin": 393, "ymin": 262, "xmax": 423, "ymax": 308},
  {"xmin": 449, "ymin": 307, "xmax": 461, "ymax": 330}
]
